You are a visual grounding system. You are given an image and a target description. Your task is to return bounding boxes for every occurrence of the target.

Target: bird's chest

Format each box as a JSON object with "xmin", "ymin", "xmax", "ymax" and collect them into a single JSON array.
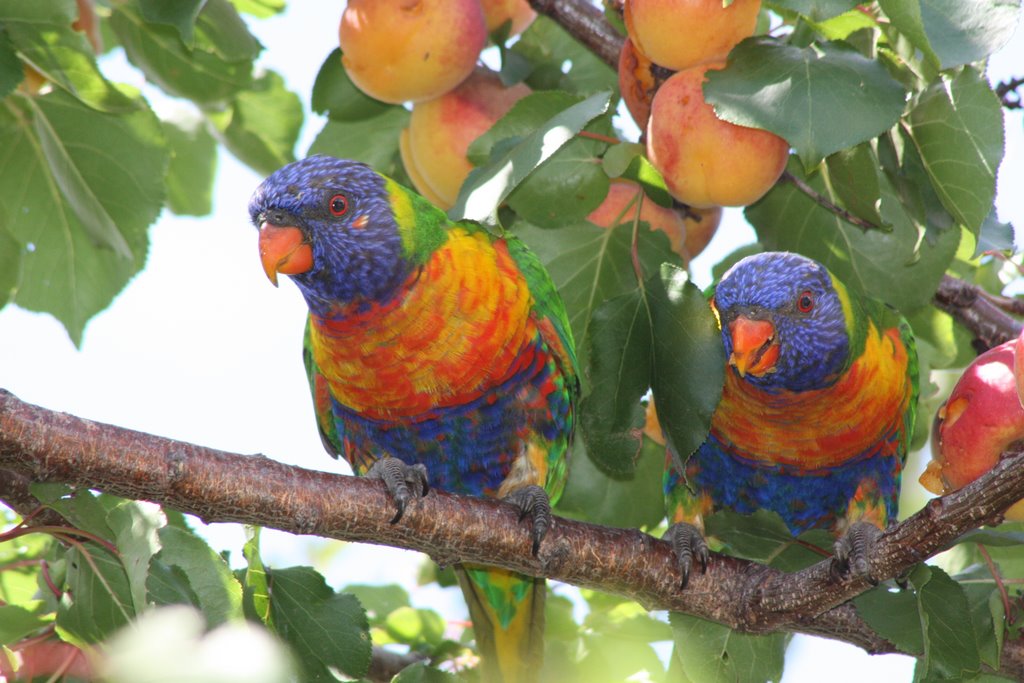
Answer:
[
  {"xmin": 309, "ymin": 239, "xmax": 537, "ymax": 420},
  {"xmin": 711, "ymin": 325, "xmax": 911, "ymax": 470}
]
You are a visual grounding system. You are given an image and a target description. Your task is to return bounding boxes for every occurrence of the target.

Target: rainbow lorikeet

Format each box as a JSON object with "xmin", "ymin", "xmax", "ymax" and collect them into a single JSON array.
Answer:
[
  {"xmin": 249, "ymin": 155, "xmax": 578, "ymax": 683},
  {"xmin": 663, "ymin": 251, "xmax": 918, "ymax": 583}
]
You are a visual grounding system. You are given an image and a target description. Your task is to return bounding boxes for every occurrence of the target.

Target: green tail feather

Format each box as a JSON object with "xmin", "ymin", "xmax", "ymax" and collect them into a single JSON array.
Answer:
[{"xmin": 455, "ymin": 565, "xmax": 545, "ymax": 683}]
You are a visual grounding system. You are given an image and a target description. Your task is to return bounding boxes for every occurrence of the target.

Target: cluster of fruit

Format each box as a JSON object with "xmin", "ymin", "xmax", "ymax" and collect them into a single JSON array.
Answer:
[
  {"xmin": 339, "ymin": 0, "xmax": 536, "ymax": 210},
  {"xmin": 338, "ymin": 0, "xmax": 792, "ymax": 262},
  {"xmin": 619, "ymin": 0, "xmax": 789, "ymax": 210}
]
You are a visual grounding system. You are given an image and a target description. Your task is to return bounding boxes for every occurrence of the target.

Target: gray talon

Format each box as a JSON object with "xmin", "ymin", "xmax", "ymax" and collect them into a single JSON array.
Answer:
[
  {"xmin": 665, "ymin": 523, "xmax": 709, "ymax": 589},
  {"xmin": 367, "ymin": 458, "xmax": 429, "ymax": 524},
  {"xmin": 832, "ymin": 521, "xmax": 882, "ymax": 583},
  {"xmin": 504, "ymin": 485, "xmax": 552, "ymax": 556}
]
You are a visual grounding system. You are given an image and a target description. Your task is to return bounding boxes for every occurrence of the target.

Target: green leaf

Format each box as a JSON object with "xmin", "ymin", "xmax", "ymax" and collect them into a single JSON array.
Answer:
[
  {"xmin": 765, "ymin": 0, "xmax": 859, "ymax": 20},
  {"xmin": 704, "ymin": 37, "xmax": 907, "ymax": 168},
  {"xmin": 557, "ymin": 436, "xmax": 666, "ymax": 528},
  {"xmin": 0, "ymin": 603, "xmax": 53, "ymax": 644},
  {"xmin": 877, "ymin": 0, "xmax": 941, "ymax": 69},
  {"xmin": 974, "ymin": 210, "xmax": 1015, "ymax": 255},
  {"xmin": 919, "ymin": 0, "xmax": 1022, "ymax": 71},
  {"xmin": 308, "ymin": 107, "xmax": 410, "ymax": 181},
  {"xmin": 449, "ymin": 90, "xmax": 611, "ymax": 223},
  {"xmin": 242, "ymin": 527, "xmax": 272, "ymax": 625},
  {"xmin": 57, "ymin": 545, "xmax": 135, "ymax": 643},
  {"xmin": 208, "ymin": 69, "xmax": 301, "ymax": 176},
  {"xmin": 510, "ymin": 15, "xmax": 617, "ymax": 95},
  {"xmin": 578, "ymin": 289, "xmax": 651, "ymax": 475},
  {"xmin": 906, "ymin": 67, "xmax": 1004, "ymax": 235},
  {"xmin": 826, "ymin": 142, "xmax": 884, "ymax": 227},
  {"xmin": 0, "ymin": 228, "xmax": 20, "ymax": 309},
  {"xmin": 649, "ymin": 264, "xmax": 726, "ymax": 462},
  {"xmin": 269, "ymin": 566, "xmax": 372, "ymax": 680},
  {"xmin": 670, "ymin": 612, "xmax": 788, "ymax": 683},
  {"xmin": 0, "ymin": 89, "xmax": 167, "ymax": 344},
  {"xmin": 341, "ymin": 584, "xmax": 411, "ymax": 624},
  {"xmin": 110, "ymin": 0, "xmax": 260, "ymax": 105},
  {"xmin": 311, "ymin": 48, "xmax": 392, "ymax": 122},
  {"xmin": 911, "ymin": 564, "xmax": 982, "ymax": 680},
  {"xmin": 138, "ymin": 0, "xmax": 205, "ymax": 45},
  {"xmin": 384, "ymin": 606, "xmax": 446, "ymax": 646},
  {"xmin": 1, "ymin": 0, "xmax": 135, "ymax": 112},
  {"xmin": 107, "ymin": 501, "xmax": 164, "ymax": 614},
  {"xmin": 746, "ymin": 158, "xmax": 960, "ymax": 312},
  {"xmin": 466, "ymin": 90, "xmax": 612, "ymax": 227},
  {"xmin": 229, "ymin": 0, "xmax": 286, "ymax": 18},
  {"xmin": 854, "ymin": 586, "xmax": 925, "ymax": 655},
  {"xmin": 579, "ymin": 266, "xmax": 723, "ymax": 474},
  {"xmin": 155, "ymin": 525, "xmax": 243, "ymax": 626},
  {"xmin": 704, "ymin": 509, "xmax": 833, "ymax": 571},
  {"xmin": 603, "ymin": 144, "xmax": 673, "ymax": 208},
  {"xmin": 162, "ymin": 117, "xmax": 218, "ymax": 216},
  {"xmin": 0, "ymin": 29, "xmax": 22, "ymax": 99},
  {"xmin": 513, "ymin": 221, "xmax": 681, "ymax": 371}
]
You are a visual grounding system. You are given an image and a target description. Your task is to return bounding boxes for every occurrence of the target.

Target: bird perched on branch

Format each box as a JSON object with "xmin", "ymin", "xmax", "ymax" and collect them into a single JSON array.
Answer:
[
  {"xmin": 249, "ymin": 155, "xmax": 578, "ymax": 683},
  {"xmin": 663, "ymin": 251, "xmax": 918, "ymax": 584}
]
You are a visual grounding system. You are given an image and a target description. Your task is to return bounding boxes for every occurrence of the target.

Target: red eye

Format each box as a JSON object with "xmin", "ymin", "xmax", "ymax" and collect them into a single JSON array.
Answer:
[
  {"xmin": 329, "ymin": 194, "xmax": 348, "ymax": 216},
  {"xmin": 797, "ymin": 290, "xmax": 815, "ymax": 313}
]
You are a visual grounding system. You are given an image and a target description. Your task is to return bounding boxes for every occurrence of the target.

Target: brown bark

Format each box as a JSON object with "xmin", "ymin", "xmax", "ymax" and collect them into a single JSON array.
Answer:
[{"xmin": 2, "ymin": 387, "xmax": 1024, "ymax": 673}]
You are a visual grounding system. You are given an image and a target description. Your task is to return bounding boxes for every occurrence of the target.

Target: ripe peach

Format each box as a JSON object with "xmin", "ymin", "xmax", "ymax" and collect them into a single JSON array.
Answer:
[
  {"xmin": 618, "ymin": 38, "xmax": 657, "ymax": 128},
  {"xmin": 646, "ymin": 63, "xmax": 789, "ymax": 208},
  {"xmin": 398, "ymin": 129, "xmax": 449, "ymax": 207},
  {"xmin": 682, "ymin": 205, "xmax": 722, "ymax": 259},
  {"xmin": 480, "ymin": 0, "xmax": 536, "ymax": 36},
  {"xmin": 401, "ymin": 68, "xmax": 529, "ymax": 208},
  {"xmin": 586, "ymin": 180, "xmax": 688, "ymax": 260},
  {"xmin": 1015, "ymin": 328, "xmax": 1024, "ymax": 407},
  {"xmin": 624, "ymin": 0, "xmax": 761, "ymax": 71},
  {"xmin": 921, "ymin": 340, "xmax": 1024, "ymax": 520},
  {"xmin": 339, "ymin": 0, "xmax": 486, "ymax": 104}
]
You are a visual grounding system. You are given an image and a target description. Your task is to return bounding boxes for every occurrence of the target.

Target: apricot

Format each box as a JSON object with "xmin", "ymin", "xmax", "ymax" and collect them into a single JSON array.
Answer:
[
  {"xmin": 624, "ymin": 0, "xmax": 761, "ymax": 71},
  {"xmin": 401, "ymin": 68, "xmax": 529, "ymax": 208},
  {"xmin": 480, "ymin": 0, "xmax": 536, "ymax": 36},
  {"xmin": 587, "ymin": 180, "xmax": 689, "ymax": 260},
  {"xmin": 682, "ymin": 205, "xmax": 722, "ymax": 259},
  {"xmin": 398, "ymin": 129, "xmax": 449, "ymax": 207},
  {"xmin": 339, "ymin": 0, "xmax": 486, "ymax": 104},
  {"xmin": 618, "ymin": 38, "xmax": 657, "ymax": 128},
  {"xmin": 921, "ymin": 340, "xmax": 1024, "ymax": 520},
  {"xmin": 646, "ymin": 63, "xmax": 789, "ymax": 208}
]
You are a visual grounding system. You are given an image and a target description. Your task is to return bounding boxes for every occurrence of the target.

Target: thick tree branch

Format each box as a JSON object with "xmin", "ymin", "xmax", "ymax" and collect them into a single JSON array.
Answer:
[
  {"xmin": 934, "ymin": 274, "xmax": 1023, "ymax": 350},
  {"xmin": 996, "ymin": 76, "xmax": 1024, "ymax": 110},
  {"xmin": 3, "ymin": 389, "xmax": 1024, "ymax": 674}
]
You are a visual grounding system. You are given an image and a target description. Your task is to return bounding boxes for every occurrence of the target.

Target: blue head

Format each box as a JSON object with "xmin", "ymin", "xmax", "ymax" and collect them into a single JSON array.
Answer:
[
  {"xmin": 249, "ymin": 156, "xmax": 411, "ymax": 316},
  {"xmin": 713, "ymin": 251, "xmax": 853, "ymax": 392}
]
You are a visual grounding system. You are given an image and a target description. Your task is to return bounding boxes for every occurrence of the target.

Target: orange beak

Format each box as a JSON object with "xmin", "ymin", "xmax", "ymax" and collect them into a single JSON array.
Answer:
[
  {"xmin": 728, "ymin": 316, "xmax": 779, "ymax": 377},
  {"xmin": 258, "ymin": 223, "xmax": 313, "ymax": 287}
]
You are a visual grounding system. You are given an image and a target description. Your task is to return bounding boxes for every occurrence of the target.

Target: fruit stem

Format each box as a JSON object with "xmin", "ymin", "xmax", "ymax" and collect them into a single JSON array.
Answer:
[{"xmin": 578, "ymin": 130, "xmax": 621, "ymax": 145}]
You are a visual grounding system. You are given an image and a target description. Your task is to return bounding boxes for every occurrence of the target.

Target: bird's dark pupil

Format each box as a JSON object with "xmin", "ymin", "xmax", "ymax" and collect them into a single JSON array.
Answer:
[
  {"xmin": 331, "ymin": 197, "xmax": 346, "ymax": 213},
  {"xmin": 799, "ymin": 295, "xmax": 813, "ymax": 311}
]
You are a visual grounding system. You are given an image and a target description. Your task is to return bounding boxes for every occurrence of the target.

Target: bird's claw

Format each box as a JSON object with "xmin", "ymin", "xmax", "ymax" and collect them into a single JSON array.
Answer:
[
  {"xmin": 503, "ymin": 485, "xmax": 552, "ymax": 556},
  {"xmin": 367, "ymin": 457, "xmax": 429, "ymax": 524},
  {"xmin": 664, "ymin": 522, "xmax": 709, "ymax": 589},
  {"xmin": 831, "ymin": 521, "xmax": 882, "ymax": 583}
]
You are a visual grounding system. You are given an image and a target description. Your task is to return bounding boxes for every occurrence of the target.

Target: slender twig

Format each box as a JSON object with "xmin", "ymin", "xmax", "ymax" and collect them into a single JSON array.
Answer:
[
  {"xmin": 780, "ymin": 170, "xmax": 883, "ymax": 232},
  {"xmin": 978, "ymin": 543, "xmax": 1014, "ymax": 627},
  {"xmin": 527, "ymin": 0, "xmax": 623, "ymax": 69},
  {"xmin": 996, "ymin": 76, "xmax": 1024, "ymax": 110}
]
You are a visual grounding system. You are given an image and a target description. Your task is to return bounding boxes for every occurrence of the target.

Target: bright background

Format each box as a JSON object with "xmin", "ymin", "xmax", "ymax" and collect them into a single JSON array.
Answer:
[{"xmin": 1, "ymin": 4, "xmax": 1022, "ymax": 681}]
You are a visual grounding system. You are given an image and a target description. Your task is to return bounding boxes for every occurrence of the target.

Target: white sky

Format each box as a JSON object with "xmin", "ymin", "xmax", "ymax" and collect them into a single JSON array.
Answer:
[{"xmin": 1, "ymin": 4, "xmax": 1022, "ymax": 681}]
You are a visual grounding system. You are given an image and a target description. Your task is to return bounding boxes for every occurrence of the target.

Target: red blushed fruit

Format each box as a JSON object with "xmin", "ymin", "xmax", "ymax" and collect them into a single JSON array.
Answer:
[
  {"xmin": 1015, "ymin": 327, "xmax": 1024, "ymax": 408},
  {"xmin": 921, "ymin": 339, "xmax": 1024, "ymax": 520},
  {"xmin": 618, "ymin": 38, "xmax": 657, "ymax": 128}
]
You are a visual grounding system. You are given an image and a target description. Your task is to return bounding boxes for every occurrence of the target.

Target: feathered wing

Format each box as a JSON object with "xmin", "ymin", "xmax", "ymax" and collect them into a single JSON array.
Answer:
[{"xmin": 303, "ymin": 316, "xmax": 345, "ymax": 459}]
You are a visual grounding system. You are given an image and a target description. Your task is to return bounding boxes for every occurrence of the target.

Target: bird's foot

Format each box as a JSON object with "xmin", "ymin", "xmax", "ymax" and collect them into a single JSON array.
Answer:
[
  {"xmin": 366, "ymin": 457, "xmax": 429, "ymax": 524},
  {"xmin": 503, "ymin": 485, "xmax": 552, "ymax": 556},
  {"xmin": 664, "ymin": 522, "xmax": 709, "ymax": 589},
  {"xmin": 831, "ymin": 521, "xmax": 882, "ymax": 583}
]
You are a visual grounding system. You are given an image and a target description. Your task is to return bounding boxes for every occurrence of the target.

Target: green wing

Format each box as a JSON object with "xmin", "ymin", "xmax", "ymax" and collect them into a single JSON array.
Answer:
[{"xmin": 303, "ymin": 316, "xmax": 344, "ymax": 458}]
